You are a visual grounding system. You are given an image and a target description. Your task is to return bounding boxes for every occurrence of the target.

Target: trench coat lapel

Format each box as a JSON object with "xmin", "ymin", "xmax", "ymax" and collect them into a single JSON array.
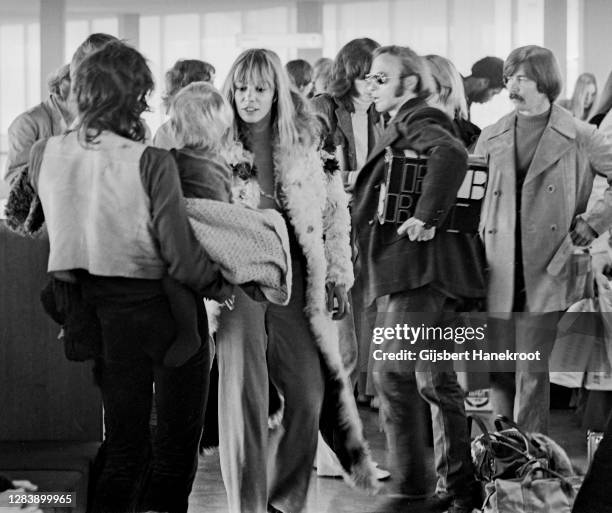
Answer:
[
  {"xmin": 524, "ymin": 105, "xmax": 576, "ymax": 185},
  {"xmin": 487, "ymin": 114, "xmax": 516, "ymax": 179}
]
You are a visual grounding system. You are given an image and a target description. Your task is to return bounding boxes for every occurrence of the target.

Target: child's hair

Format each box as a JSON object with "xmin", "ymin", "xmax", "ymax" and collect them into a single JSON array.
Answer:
[
  {"xmin": 73, "ymin": 40, "xmax": 153, "ymax": 144},
  {"xmin": 170, "ymin": 81, "xmax": 234, "ymax": 154}
]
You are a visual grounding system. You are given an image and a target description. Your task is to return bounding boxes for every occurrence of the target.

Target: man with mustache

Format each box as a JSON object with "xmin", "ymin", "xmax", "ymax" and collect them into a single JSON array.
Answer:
[{"xmin": 475, "ymin": 45, "xmax": 612, "ymax": 434}]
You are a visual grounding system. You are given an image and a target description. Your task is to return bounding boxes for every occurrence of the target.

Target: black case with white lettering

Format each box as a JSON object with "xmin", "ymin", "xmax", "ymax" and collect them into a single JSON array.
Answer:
[{"xmin": 377, "ymin": 148, "xmax": 488, "ymax": 233}]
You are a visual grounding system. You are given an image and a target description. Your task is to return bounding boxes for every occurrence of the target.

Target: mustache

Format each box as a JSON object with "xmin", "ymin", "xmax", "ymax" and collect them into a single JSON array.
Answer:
[{"xmin": 509, "ymin": 92, "xmax": 524, "ymax": 102}]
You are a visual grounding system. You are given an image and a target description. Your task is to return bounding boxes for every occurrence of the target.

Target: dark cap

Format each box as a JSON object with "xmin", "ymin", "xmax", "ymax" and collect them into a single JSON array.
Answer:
[{"xmin": 471, "ymin": 56, "xmax": 504, "ymax": 88}]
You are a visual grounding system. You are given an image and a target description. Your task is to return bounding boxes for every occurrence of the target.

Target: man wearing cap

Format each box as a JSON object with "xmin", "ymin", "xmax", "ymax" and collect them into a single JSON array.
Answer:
[{"xmin": 463, "ymin": 56, "xmax": 504, "ymax": 116}]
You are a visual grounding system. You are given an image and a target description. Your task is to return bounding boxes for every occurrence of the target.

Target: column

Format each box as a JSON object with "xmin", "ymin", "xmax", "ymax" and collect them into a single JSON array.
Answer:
[
  {"xmin": 296, "ymin": 0, "xmax": 322, "ymax": 62},
  {"xmin": 543, "ymin": 0, "xmax": 567, "ymax": 94},
  {"xmin": 582, "ymin": 0, "xmax": 612, "ymax": 92},
  {"xmin": 118, "ymin": 13, "xmax": 140, "ymax": 49},
  {"xmin": 39, "ymin": 0, "xmax": 65, "ymax": 99}
]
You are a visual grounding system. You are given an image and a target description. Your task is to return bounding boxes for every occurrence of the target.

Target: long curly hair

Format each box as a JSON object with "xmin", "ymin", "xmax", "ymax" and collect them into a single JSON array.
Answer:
[
  {"xmin": 70, "ymin": 33, "xmax": 119, "ymax": 79},
  {"xmin": 329, "ymin": 38, "xmax": 379, "ymax": 110},
  {"xmin": 223, "ymin": 48, "xmax": 320, "ymax": 151},
  {"xmin": 73, "ymin": 41, "xmax": 153, "ymax": 144}
]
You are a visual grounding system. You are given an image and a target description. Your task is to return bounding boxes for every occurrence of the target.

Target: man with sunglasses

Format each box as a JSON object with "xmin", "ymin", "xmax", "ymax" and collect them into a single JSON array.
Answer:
[
  {"xmin": 475, "ymin": 45, "xmax": 612, "ymax": 435},
  {"xmin": 352, "ymin": 45, "xmax": 479, "ymax": 513}
]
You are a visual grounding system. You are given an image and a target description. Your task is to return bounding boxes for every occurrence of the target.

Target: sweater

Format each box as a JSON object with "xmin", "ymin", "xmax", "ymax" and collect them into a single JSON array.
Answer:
[{"xmin": 185, "ymin": 198, "xmax": 292, "ymax": 305}]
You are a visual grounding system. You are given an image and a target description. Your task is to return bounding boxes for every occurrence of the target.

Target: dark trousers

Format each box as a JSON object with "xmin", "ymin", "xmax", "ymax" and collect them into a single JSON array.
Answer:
[
  {"xmin": 373, "ymin": 285, "xmax": 474, "ymax": 497},
  {"xmin": 573, "ymin": 410, "xmax": 612, "ymax": 513},
  {"xmin": 82, "ymin": 276, "xmax": 209, "ymax": 513}
]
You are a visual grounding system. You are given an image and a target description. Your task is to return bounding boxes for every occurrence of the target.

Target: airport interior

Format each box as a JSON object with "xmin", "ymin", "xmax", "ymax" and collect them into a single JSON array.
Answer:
[{"xmin": 2, "ymin": 0, "xmax": 612, "ymax": 512}]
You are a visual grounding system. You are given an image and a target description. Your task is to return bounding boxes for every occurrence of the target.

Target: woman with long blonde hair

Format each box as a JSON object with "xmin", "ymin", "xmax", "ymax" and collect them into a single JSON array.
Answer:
[
  {"xmin": 425, "ymin": 54, "xmax": 481, "ymax": 148},
  {"xmin": 216, "ymin": 48, "xmax": 376, "ymax": 513},
  {"xmin": 559, "ymin": 72, "xmax": 597, "ymax": 121}
]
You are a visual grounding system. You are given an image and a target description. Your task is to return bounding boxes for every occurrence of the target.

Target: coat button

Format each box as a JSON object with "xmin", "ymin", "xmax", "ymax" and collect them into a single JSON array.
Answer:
[
  {"xmin": 307, "ymin": 225, "xmax": 314, "ymax": 233},
  {"xmin": 547, "ymin": 184, "xmax": 555, "ymax": 193},
  {"xmin": 488, "ymin": 229, "xmax": 497, "ymax": 234},
  {"xmin": 551, "ymin": 224, "xmax": 558, "ymax": 231},
  {"xmin": 493, "ymin": 190, "xmax": 501, "ymax": 197}
]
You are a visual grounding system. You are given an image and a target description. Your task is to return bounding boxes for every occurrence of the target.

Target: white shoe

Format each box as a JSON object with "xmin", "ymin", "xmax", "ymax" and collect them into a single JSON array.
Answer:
[{"xmin": 316, "ymin": 460, "xmax": 390, "ymax": 481}]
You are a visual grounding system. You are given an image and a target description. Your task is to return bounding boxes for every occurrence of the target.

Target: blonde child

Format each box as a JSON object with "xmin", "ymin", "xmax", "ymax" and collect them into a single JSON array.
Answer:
[{"xmin": 162, "ymin": 82, "xmax": 234, "ymax": 367}]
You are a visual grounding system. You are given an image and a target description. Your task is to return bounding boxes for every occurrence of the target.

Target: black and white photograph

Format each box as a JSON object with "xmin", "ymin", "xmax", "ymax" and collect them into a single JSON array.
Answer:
[{"xmin": 1, "ymin": 1, "xmax": 612, "ymax": 512}]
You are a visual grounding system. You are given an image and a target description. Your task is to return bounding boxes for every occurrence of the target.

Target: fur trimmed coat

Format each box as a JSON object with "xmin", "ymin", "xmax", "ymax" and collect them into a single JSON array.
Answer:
[{"xmin": 226, "ymin": 140, "xmax": 379, "ymax": 492}]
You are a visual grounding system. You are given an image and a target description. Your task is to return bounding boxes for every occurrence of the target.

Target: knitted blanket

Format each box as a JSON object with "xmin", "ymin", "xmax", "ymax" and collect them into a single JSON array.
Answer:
[{"xmin": 185, "ymin": 198, "xmax": 292, "ymax": 305}]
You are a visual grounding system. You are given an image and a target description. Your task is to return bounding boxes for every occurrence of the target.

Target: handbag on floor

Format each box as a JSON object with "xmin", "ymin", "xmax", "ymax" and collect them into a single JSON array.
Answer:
[
  {"xmin": 482, "ymin": 465, "xmax": 575, "ymax": 513},
  {"xmin": 470, "ymin": 415, "xmax": 548, "ymax": 483}
]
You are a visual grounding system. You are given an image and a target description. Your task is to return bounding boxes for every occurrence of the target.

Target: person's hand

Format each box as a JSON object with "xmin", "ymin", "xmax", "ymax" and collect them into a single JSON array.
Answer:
[
  {"xmin": 397, "ymin": 217, "xmax": 435, "ymax": 242},
  {"xmin": 8, "ymin": 482, "xmax": 37, "ymax": 492},
  {"xmin": 326, "ymin": 283, "xmax": 349, "ymax": 320},
  {"xmin": 0, "ymin": 480, "xmax": 43, "ymax": 513},
  {"xmin": 570, "ymin": 217, "xmax": 597, "ymax": 246}
]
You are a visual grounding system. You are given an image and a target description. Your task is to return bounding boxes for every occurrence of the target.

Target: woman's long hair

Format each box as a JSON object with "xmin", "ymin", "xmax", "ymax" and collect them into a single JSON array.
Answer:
[
  {"xmin": 566, "ymin": 73, "xmax": 597, "ymax": 121},
  {"xmin": 425, "ymin": 54, "xmax": 469, "ymax": 120},
  {"xmin": 222, "ymin": 48, "xmax": 319, "ymax": 150},
  {"xmin": 70, "ymin": 32, "xmax": 119, "ymax": 79},
  {"xmin": 72, "ymin": 41, "xmax": 153, "ymax": 144}
]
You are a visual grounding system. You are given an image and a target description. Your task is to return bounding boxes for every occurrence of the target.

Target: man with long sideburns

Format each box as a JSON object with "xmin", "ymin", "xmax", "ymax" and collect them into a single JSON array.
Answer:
[
  {"xmin": 475, "ymin": 45, "xmax": 612, "ymax": 434},
  {"xmin": 352, "ymin": 45, "xmax": 478, "ymax": 513}
]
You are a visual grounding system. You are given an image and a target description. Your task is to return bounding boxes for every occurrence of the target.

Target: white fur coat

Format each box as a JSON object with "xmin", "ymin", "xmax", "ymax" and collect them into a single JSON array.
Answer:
[{"xmin": 220, "ymin": 140, "xmax": 378, "ymax": 492}]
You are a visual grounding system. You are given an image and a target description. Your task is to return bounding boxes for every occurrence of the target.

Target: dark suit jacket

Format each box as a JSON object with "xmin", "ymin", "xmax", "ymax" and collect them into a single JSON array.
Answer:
[
  {"xmin": 352, "ymin": 97, "xmax": 487, "ymax": 306},
  {"xmin": 312, "ymin": 93, "xmax": 383, "ymax": 171}
]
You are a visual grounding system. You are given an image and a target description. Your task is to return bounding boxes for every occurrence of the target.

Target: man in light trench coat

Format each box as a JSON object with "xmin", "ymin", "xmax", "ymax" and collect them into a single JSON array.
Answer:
[{"xmin": 475, "ymin": 45, "xmax": 612, "ymax": 434}]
